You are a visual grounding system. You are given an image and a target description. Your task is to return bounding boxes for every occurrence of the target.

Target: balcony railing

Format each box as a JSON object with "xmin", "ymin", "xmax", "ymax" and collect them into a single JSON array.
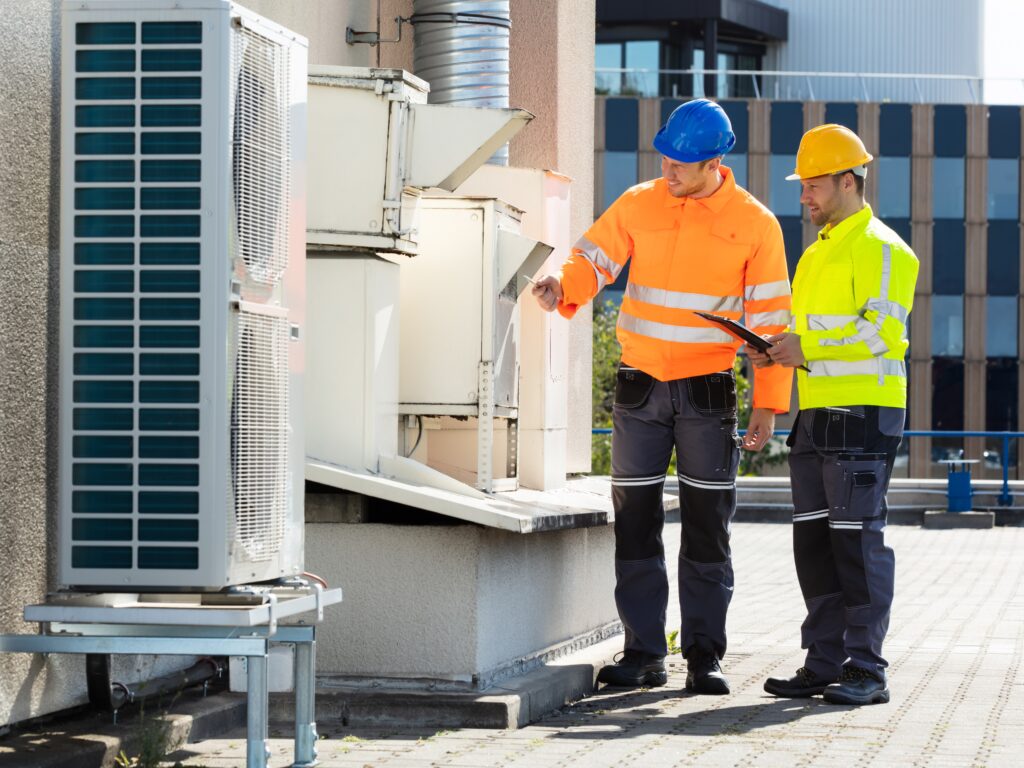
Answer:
[{"xmin": 595, "ymin": 67, "xmax": 1024, "ymax": 105}]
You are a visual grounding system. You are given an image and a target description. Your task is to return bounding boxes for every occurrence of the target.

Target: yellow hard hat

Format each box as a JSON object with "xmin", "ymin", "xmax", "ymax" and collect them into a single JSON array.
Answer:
[{"xmin": 786, "ymin": 123, "xmax": 873, "ymax": 181}]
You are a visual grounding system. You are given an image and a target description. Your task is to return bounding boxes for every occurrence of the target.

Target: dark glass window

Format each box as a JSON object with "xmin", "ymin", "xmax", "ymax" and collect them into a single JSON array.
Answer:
[
  {"xmin": 879, "ymin": 104, "xmax": 912, "ymax": 156},
  {"xmin": 770, "ymin": 103, "xmax": 802, "ymax": 154},
  {"xmin": 605, "ymin": 98, "xmax": 639, "ymax": 151},
  {"xmin": 887, "ymin": 218, "xmax": 912, "ymax": 246},
  {"xmin": 932, "ymin": 358, "xmax": 965, "ymax": 429},
  {"xmin": 933, "ymin": 220, "xmax": 965, "ymax": 294},
  {"xmin": 779, "ymin": 216, "xmax": 804, "ymax": 279},
  {"xmin": 988, "ymin": 221, "xmax": 1020, "ymax": 295},
  {"xmin": 727, "ymin": 154, "xmax": 747, "ymax": 189},
  {"xmin": 719, "ymin": 101, "xmax": 749, "ymax": 153},
  {"xmin": 986, "ymin": 359, "xmax": 1019, "ymax": 431},
  {"xmin": 988, "ymin": 106, "xmax": 1021, "ymax": 159},
  {"xmin": 824, "ymin": 102, "xmax": 858, "ymax": 133},
  {"xmin": 934, "ymin": 105, "xmax": 967, "ymax": 157}
]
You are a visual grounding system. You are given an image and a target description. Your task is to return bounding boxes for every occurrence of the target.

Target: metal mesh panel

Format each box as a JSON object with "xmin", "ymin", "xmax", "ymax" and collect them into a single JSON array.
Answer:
[
  {"xmin": 230, "ymin": 308, "xmax": 289, "ymax": 562},
  {"xmin": 231, "ymin": 24, "xmax": 290, "ymax": 285}
]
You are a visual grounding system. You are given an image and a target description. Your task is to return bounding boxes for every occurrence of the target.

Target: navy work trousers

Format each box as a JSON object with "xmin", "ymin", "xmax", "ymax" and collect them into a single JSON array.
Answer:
[
  {"xmin": 610, "ymin": 364, "xmax": 741, "ymax": 660},
  {"xmin": 787, "ymin": 405, "xmax": 903, "ymax": 680}
]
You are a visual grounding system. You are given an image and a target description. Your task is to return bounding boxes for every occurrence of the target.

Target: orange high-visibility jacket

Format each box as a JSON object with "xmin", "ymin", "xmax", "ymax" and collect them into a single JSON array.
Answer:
[{"xmin": 557, "ymin": 167, "xmax": 793, "ymax": 412}]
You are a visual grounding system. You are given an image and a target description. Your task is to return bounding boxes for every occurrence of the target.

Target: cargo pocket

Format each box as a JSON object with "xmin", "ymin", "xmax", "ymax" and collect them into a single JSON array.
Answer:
[
  {"xmin": 686, "ymin": 371, "xmax": 737, "ymax": 415},
  {"xmin": 811, "ymin": 407, "xmax": 866, "ymax": 452},
  {"xmin": 614, "ymin": 365, "xmax": 655, "ymax": 409},
  {"xmin": 828, "ymin": 454, "xmax": 887, "ymax": 522}
]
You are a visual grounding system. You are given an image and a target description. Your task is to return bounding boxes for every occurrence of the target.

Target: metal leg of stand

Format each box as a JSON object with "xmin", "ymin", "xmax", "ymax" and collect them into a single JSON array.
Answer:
[
  {"xmin": 293, "ymin": 635, "xmax": 318, "ymax": 767},
  {"xmin": 247, "ymin": 652, "xmax": 270, "ymax": 768}
]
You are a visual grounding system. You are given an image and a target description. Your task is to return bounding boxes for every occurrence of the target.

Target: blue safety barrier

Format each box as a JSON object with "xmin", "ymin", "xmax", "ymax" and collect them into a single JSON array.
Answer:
[{"xmin": 592, "ymin": 428, "xmax": 1024, "ymax": 507}]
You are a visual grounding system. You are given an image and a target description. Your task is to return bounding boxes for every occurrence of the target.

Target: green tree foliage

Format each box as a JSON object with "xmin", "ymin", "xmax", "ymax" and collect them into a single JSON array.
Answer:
[{"xmin": 591, "ymin": 298, "xmax": 787, "ymax": 476}]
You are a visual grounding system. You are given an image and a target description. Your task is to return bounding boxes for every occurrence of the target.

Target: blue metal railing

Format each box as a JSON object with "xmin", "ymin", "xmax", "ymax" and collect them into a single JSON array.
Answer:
[{"xmin": 592, "ymin": 428, "xmax": 1024, "ymax": 507}]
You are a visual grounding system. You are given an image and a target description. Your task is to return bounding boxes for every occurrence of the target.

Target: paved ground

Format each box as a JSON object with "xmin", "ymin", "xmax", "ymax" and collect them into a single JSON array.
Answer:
[{"xmin": 168, "ymin": 522, "xmax": 1024, "ymax": 767}]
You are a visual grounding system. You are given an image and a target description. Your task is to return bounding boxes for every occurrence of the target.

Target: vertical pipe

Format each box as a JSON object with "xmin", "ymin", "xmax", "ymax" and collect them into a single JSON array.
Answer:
[{"xmin": 410, "ymin": 1, "xmax": 511, "ymax": 164}]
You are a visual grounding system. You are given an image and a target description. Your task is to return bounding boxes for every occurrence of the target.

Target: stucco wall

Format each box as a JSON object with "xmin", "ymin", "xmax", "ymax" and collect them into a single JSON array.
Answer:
[{"xmin": 0, "ymin": 0, "xmax": 203, "ymax": 728}]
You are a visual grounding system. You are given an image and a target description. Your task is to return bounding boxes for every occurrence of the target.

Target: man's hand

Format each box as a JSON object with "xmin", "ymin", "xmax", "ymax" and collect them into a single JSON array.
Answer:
[
  {"xmin": 767, "ymin": 332, "xmax": 806, "ymax": 368},
  {"xmin": 744, "ymin": 339, "xmax": 774, "ymax": 369},
  {"xmin": 531, "ymin": 275, "xmax": 563, "ymax": 313},
  {"xmin": 743, "ymin": 407, "xmax": 776, "ymax": 452}
]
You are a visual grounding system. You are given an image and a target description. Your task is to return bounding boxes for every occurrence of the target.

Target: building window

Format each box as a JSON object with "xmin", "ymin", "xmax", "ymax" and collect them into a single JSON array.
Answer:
[
  {"xmin": 987, "ymin": 358, "xmax": 1019, "ymax": 431},
  {"xmin": 825, "ymin": 103, "xmax": 858, "ymax": 133},
  {"xmin": 933, "ymin": 157, "xmax": 965, "ymax": 219},
  {"xmin": 933, "ymin": 220, "xmax": 965, "ymax": 294},
  {"xmin": 605, "ymin": 98, "xmax": 638, "ymax": 151},
  {"xmin": 602, "ymin": 152, "xmax": 637, "ymax": 212},
  {"xmin": 778, "ymin": 216, "xmax": 804, "ymax": 279},
  {"xmin": 988, "ymin": 158, "xmax": 1020, "ymax": 220},
  {"xmin": 876, "ymin": 157, "xmax": 910, "ymax": 218},
  {"xmin": 986, "ymin": 296, "xmax": 1018, "ymax": 358},
  {"xmin": 728, "ymin": 154, "xmax": 748, "ymax": 189},
  {"xmin": 932, "ymin": 295, "xmax": 964, "ymax": 357},
  {"xmin": 770, "ymin": 155, "xmax": 800, "ymax": 216},
  {"xmin": 595, "ymin": 41, "xmax": 660, "ymax": 97},
  {"xmin": 988, "ymin": 220, "xmax": 1020, "ymax": 295}
]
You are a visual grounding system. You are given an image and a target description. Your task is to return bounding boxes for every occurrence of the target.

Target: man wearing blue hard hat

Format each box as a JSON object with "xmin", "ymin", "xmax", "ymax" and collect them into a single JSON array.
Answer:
[{"xmin": 532, "ymin": 99, "xmax": 792, "ymax": 694}]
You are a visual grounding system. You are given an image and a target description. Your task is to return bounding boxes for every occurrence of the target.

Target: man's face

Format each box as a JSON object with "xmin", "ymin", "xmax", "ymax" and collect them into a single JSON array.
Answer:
[
  {"xmin": 661, "ymin": 156, "xmax": 716, "ymax": 198},
  {"xmin": 799, "ymin": 174, "xmax": 844, "ymax": 226}
]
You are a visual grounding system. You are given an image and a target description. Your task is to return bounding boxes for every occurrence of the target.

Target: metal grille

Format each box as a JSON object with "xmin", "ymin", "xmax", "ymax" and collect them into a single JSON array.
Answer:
[
  {"xmin": 231, "ymin": 24, "xmax": 290, "ymax": 285},
  {"xmin": 230, "ymin": 308, "xmax": 290, "ymax": 562}
]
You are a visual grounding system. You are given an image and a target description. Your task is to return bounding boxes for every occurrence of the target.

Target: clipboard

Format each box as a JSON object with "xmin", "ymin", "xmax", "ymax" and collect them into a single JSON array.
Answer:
[{"xmin": 694, "ymin": 311, "xmax": 810, "ymax": 372}]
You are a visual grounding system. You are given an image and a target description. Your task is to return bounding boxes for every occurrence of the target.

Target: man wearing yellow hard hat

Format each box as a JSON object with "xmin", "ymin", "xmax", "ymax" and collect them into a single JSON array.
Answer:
[{"xmin": 747, "ymin": 124, "xmax": 919, "ymax": 705}]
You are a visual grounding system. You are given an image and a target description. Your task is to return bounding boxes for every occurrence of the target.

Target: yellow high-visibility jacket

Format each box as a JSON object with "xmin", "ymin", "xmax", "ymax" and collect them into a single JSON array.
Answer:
[{"xmin": 793, "ymin": 204, "xmax": 919, "ymax": 409}]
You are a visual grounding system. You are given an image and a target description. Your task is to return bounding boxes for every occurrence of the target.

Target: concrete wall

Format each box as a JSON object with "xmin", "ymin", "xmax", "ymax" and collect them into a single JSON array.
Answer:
[{"xmin": 306, "ymin": 522, "xmax": 617, "ymax": 687}]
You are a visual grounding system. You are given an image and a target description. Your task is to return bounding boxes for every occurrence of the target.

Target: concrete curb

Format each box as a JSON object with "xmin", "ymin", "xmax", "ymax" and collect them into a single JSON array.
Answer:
[
  {"xmin": 0, "ymin": 689, "xmax": 245, "ymax": 768},
  {"xmin": 269, "ymin": 636, "xmax": 620, "ymax": 731}
]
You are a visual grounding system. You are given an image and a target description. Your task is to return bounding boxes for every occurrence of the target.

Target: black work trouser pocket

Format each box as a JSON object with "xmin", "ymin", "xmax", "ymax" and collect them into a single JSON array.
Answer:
[
  {"xmin": 685, "ymin": 371, "xmax": 737, "ymax": 415},
  {"xmin": 614, "ymin": 365, "xmax": 656, "ymax": 409},
  {"xmin": 811, "ymin": 407, "xmax": 866, "ymax": 452}
]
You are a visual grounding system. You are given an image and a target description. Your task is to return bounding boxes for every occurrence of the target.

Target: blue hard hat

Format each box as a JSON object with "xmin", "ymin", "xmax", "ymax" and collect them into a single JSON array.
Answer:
[{"xmin": 652, "ymin": 99, "xmax": 736, "ymax": 163}]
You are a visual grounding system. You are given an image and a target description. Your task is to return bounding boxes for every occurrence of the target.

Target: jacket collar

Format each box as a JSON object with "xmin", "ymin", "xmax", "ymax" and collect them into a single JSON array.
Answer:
[
  {"xmin": 662, "ymin": 165, "xmax": 737, "ymax": 211},
  {"xmin": 817, "ymin": 203, "xmax": 873, "ymax": 244}
]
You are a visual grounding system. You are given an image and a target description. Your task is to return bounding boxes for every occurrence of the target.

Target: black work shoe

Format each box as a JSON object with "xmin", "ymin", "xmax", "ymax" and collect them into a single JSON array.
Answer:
[
  {"xmin": 596, "ymin": 651, "xmax": 667, "ymax": 688},
  {"xmin": 822, "ymin": 664, "xmax": 890, "ymax": 705},
  {"xmin": 764, "ymin": 667, "xmax": 836, "ymax": 698},
  {"xmin": 685, "ymin": 650, "xmax": 730, "ymax": 695}
]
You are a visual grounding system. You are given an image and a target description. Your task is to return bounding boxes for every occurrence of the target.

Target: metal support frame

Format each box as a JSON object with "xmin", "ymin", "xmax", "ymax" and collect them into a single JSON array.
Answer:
[{"xmin": 0, "ymin": 586, "xmax": 340, "ymax": 768}]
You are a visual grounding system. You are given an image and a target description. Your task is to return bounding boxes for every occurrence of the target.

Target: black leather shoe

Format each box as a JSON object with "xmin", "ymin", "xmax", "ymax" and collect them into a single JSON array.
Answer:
[
  {"xmin": 822, "ymin": 665, "xmax": 890, "ymax": 705},
  {"xmin": 596, "ymin": 651, "xmax": 667, "ymax": 688},
  {"xmin": 764, "ymin": 667, "xmax": 836, "ymax": 698},
  {"xmin": 685, "ymin": 649, "xmax": 730, "ymax": 695}
]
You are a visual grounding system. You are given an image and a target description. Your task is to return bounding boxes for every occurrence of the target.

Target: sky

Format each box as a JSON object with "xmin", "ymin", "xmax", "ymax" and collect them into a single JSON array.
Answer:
[{"xmin": 984, "ymin": 0, "xmax": 1024, "ymax": 103}]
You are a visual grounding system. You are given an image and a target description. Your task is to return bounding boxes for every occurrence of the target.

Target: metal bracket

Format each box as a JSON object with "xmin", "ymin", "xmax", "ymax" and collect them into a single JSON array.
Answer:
[{"xmin": 346, "ymin": 16, "xmax": 406, "ymax": 46}]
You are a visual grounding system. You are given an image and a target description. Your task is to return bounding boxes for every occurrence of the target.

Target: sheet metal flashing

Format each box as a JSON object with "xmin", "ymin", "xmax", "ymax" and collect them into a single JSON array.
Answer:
[{"xmin": 306, "ymin": 460, "xmax": 678, "ymax": 533}]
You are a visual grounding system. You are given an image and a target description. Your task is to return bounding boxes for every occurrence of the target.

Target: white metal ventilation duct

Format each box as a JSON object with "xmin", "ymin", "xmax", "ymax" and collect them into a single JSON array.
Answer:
[{"xmin": 411, "ymin": 0, "xmax": 511, "ymax": 165}]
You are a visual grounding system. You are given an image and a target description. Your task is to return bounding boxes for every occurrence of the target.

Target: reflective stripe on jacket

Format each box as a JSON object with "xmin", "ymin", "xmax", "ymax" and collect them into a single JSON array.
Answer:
[
  {"xmin": 556, "ymin": 167, "xmax": 793, "ymax": 412},
  {"xmin": 793, "ymin": 204, "xmax": 919, "ymax": 409}
]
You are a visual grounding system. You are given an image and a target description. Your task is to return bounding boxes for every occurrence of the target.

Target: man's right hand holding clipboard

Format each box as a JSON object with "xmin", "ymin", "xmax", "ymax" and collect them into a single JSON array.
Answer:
[{"xmin": 694, "ymin": 311, "xmax": 810, "ymax": 372}]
